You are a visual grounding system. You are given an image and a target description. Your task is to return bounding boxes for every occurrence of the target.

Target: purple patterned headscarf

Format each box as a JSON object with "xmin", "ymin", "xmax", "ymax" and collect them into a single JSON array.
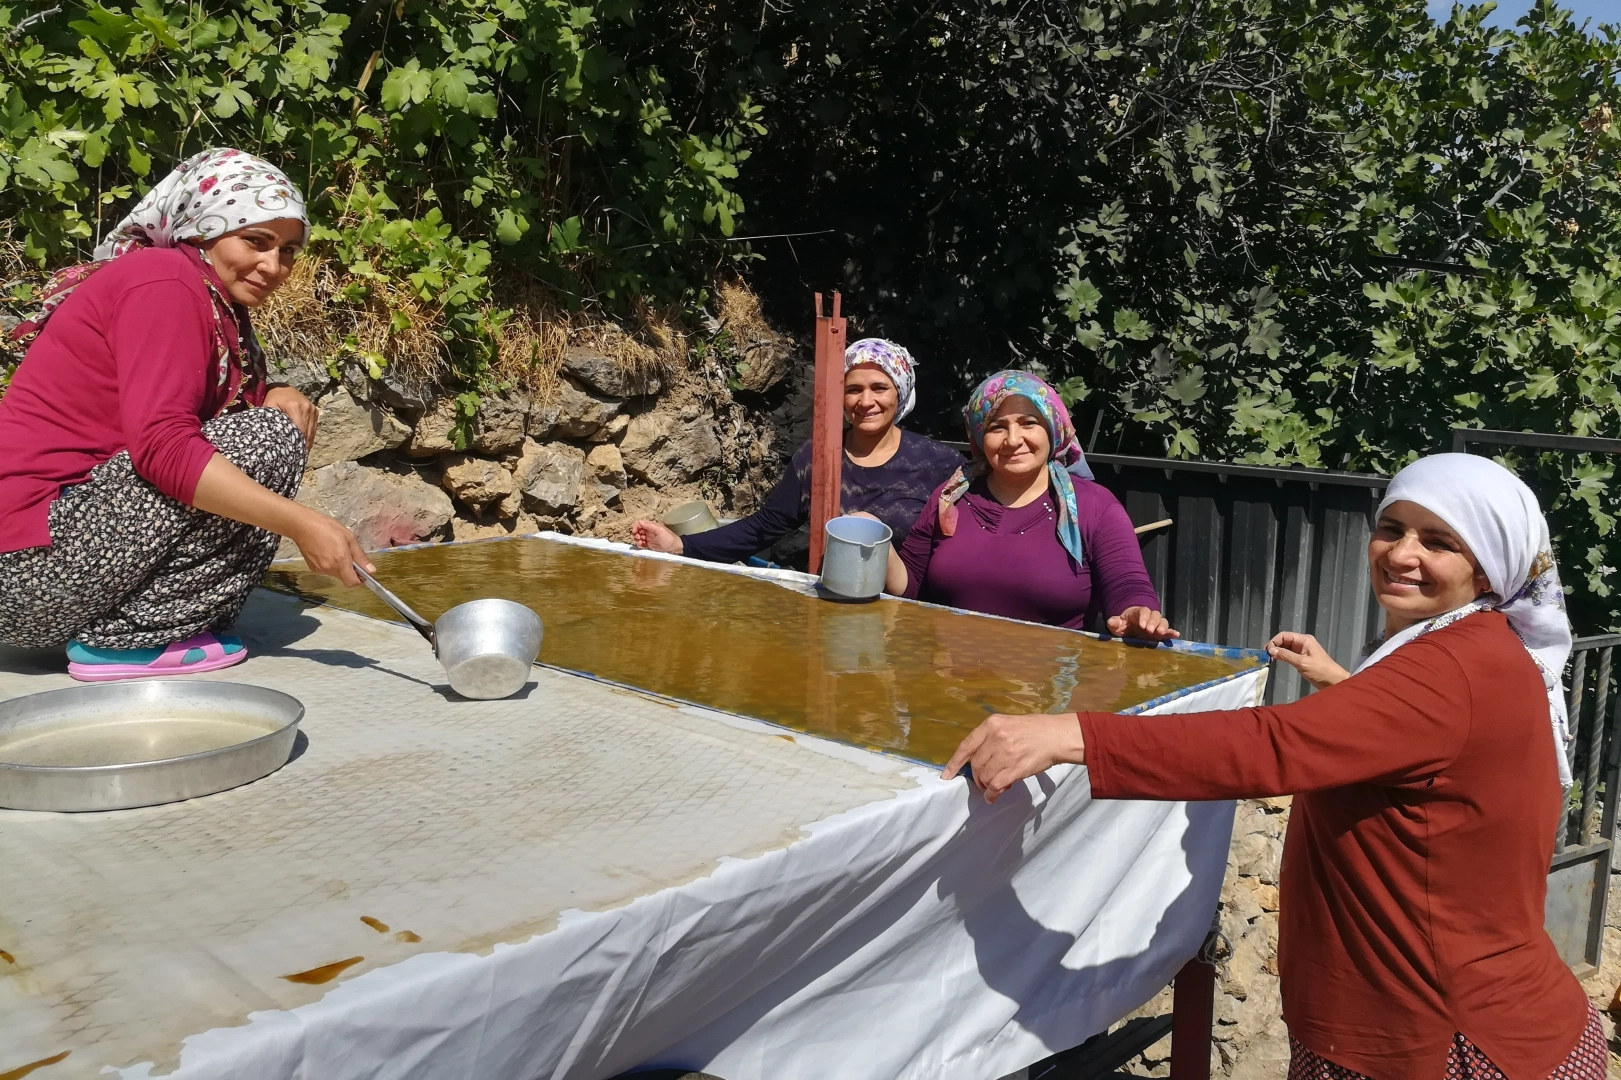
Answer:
[
  {"xmin": 938, "ymin": 370, "xmax": 1094, "ymax": 565},
  {"xmin": 844, "ymin": 337, "xmax": 918, "ymax": 420}
]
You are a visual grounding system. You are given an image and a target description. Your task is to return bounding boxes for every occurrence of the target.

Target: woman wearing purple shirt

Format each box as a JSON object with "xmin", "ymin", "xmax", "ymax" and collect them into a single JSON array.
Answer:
[{"xmin": 878, "ymin": 371, "xmax": 1176, "ymax": 640}]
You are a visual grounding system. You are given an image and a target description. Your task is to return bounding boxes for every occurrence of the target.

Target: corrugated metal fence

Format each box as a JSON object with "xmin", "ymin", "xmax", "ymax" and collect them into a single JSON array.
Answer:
[{"xmin": 1085, "ymin": 453, "xmax": 1389, "ymax": 703}]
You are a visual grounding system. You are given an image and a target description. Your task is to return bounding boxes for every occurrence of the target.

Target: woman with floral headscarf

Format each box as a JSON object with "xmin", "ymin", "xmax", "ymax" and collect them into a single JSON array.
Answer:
[
  {"xmin": 632, "ymin": 337, "xmax": 963, "ymax": 566},
  {"xmin": 880, "ymin": 370, "xmax": 1173, "ymax": 639},
  {"xmin": 942, "ymin": 453, "xmax": 1601, "ymax": 1080},
  {"xmin": 0, "ymin": 147, "xmax": 371, "ymax": 681}
]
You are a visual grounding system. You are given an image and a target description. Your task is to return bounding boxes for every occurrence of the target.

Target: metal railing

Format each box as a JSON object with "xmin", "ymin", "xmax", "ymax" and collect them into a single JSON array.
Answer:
[
  {"xmin": 1081, "ymin": 452, "xmax": 1389, "ymax": 704},
  {"xmin": 1549, "ymin": 634, "xmax": 1621, "ymax": 976}
]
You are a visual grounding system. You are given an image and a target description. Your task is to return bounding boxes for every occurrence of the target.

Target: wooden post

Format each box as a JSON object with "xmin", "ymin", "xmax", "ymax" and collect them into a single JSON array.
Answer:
[
  {"xmin": 808, "ymin": 291, "xmax": 846, "ymax": 575},
  {"xmin": 1169, "ymin": 953, "xmax": 1215, "ymax": 1080}
]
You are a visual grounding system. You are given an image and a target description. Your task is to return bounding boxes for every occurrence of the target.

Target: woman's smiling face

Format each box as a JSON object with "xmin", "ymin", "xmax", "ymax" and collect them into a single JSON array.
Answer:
[
  {"xmin": 1368, "ymin": 500, "xmax": 1490, "ymax": 627},
  {"xmin": 981, "ymin": 395, "xmax": 1051, "ymax": 480},
  {"xmin": 196, "ymin": 217, "xmax": 304, "ymax": 307},
  {"xmin": 844, "ymin": 364, "xmax": 899, "ymax": 434}
]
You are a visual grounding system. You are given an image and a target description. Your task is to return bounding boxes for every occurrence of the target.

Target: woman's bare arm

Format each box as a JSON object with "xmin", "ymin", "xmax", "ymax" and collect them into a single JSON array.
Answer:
[{"xmin": 190, "ymin": 454, "xmax": 372, "ymax": 585}]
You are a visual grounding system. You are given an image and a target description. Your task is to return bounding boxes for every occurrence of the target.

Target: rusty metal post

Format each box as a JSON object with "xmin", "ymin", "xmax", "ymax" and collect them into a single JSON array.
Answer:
[
  {"xmin": 1169, "ymin": 951, "xmax": 1215, "ymax": 1080},
  {"xmin": 808, "ymin": 291, "xmax": 846, "ymax": 574}
]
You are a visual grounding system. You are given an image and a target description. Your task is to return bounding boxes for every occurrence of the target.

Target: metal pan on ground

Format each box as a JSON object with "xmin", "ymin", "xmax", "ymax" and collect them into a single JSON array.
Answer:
[
  {"xmin": 0, "ymin": 680, "xmax": 303, "ymax": 812},
  {"xmin": 354, "ymin": 564, "xmax": 543, "ymax": 700}
]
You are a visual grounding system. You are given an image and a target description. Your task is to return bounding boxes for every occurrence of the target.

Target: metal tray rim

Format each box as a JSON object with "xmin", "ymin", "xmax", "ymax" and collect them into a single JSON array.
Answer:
[
  {"xmin": 0, "ymin": 680, "xmax": 305, "ymax": 811},
  {"xmin": 0, "ymin": 680, "xmax": 304, "ymax": 773}
]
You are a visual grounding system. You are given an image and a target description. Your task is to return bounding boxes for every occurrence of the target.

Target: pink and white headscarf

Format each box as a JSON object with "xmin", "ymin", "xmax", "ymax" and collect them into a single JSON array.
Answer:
[
  {"xmin": 93, "ymin": 147, "xmax": 307, "ymax": 259},
  {"xmin": 13, "ymin": 149, "xmax": 307, "ymax": 394}
]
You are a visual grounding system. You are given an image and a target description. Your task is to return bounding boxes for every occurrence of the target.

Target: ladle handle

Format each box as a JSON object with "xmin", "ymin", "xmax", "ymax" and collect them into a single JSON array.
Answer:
[{"xmin": 352, "ymin": 562, "xmax": 436, "ymax": 646}]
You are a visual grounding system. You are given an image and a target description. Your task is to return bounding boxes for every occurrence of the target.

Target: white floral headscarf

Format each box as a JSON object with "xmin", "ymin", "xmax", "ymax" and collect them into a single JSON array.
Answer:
[
  {"xmin": 1356, "ymin": 453, "xmax": 1574, "ymax": 790},
  {"xmin": 93, "ymin": 147, "xmax": 308, "ymax": 260},
  {"xmin": 844, "ymin": 338, "xmax": 918, "ymax": 420}
]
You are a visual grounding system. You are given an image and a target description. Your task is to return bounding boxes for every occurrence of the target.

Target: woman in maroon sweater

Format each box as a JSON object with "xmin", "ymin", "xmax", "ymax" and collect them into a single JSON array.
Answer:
[
  {"xmin": 943, "ymin": 454, "xmax": 1602, "ymax": 1080},
  {"xmin": 0, "ymin": 148, "xmax": 369, "ymax": 681}
]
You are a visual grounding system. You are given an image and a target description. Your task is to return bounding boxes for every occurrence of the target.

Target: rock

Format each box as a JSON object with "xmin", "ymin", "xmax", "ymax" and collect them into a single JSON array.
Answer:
[
  {"xmin": 584, "ymin": 443, "xmax": 627, "ymax": 504},
  {"xmin": 513, "ymin": 440, "xmax": 585, "ymax": 516},
  {"xmin": 408, "ymin": 398, "xmax": 460, "ymax": 457},
  {"xmin": 339, "ymin": 360, "xmax": 373, "ymax": 402},
  {"xmin": 451, "ymin": 511, "xmax": 541, "ymax": 542},
  {"xmin": 1230, "ymin": 801, "xmax": 1285, "ymax": 884},
  {"xmin": 596, "ymin": 412, "xmax": 630, "ymax": 443},
  {"xmin": 293, "ymin": 460, "xmax": 453, "ymax": 551},
  {"xmin": 267, "ymin": 356, "xmax": 330, "ymax": 399},
  {"xmin": 619, "ymin": 409, "xmax": 722, "ymax": 487},
  {"xmin": 307, "ymin": 389, "xmax": 411, "ymax": 469},
  {"xmin": 470, "ymin": 392, "xmax": 529, "ymax": 455},
  {"xmin": 560, "ymin": 346, "xmax": 663, "ymax": 398},
  {"xmin": 372, "ymin": 368, "xmax": 432, "ymax": 411},
  {"xmin": 574, "ymin": 500, "xmax": 609, "ymax": 533},
  {"xmin": 406, "ymin": 393, "xmax": 529, "ymax": 457},
  {"xmin": 440, "ymin": 453, "xmax": 516, "ymax": 515},
  {"xmin": 527, "ymin": 376, "xmax": 623, "ymax": 440},
  {"xmin": 733, "ymin": 337, "xmax": 795, "ymax": 394}
]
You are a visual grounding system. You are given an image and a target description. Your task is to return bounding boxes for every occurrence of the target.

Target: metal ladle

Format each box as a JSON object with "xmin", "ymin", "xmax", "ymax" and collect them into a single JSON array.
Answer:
[{"xmin": 352, "ymin": 563, "xmax": 543, "ymax": 700}]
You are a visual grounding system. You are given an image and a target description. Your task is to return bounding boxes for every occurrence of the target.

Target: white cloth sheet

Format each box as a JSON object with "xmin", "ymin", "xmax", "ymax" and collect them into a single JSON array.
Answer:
[{"xmin": 0, "ymin": 587, "xmax": 1264, "ymax": 1080}]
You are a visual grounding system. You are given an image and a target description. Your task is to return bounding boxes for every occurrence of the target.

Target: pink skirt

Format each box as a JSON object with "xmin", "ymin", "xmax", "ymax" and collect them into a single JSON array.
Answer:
[{"xmin": 1287, "ymin": 1004, "xmax": 1607, "ymax": 1080}]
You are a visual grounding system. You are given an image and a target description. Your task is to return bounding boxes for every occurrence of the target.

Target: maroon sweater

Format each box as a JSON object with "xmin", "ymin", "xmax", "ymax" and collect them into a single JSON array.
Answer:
[
  {"xmin": 1081, "ymin": 612, "xmax": 1586, "ymax": 1080},
  {"xmin": 0, "ymin": 246, "xmax": 260, "ymax": 553}
]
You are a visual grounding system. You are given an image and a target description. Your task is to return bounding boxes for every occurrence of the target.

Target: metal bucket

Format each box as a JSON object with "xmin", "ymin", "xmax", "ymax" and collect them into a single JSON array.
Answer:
[
  {"xmin": 435, "ymin": 599, "xmax": 544, "ymax": 700},
  {"xmin": 820, "ymin": 515, "xmax": 892, "ymax": 600},
  {"xmin": 663, "ymin": 501, "xmax": 720, "ymax": 536}
]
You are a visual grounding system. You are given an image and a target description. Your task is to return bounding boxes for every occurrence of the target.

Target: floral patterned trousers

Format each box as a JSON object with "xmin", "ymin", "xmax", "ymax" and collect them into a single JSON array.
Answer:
[
  {"xmin": 1288, "ymin": 1004, "xmax": 1608, "ymax": 1080},
  {"xmin": 0, "ymin": 407, "xmax": 305, "ymax": 650}
]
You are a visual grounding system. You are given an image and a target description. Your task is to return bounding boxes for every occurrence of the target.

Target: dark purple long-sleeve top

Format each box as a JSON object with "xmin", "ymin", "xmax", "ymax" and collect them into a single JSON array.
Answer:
[
  {"xmin": 896, "ymin": 472, "xmax": 1161, "ymax": 629},
  {"xmin": 682, "ymin": 430, "xmax": 965, "ymax": 564}
]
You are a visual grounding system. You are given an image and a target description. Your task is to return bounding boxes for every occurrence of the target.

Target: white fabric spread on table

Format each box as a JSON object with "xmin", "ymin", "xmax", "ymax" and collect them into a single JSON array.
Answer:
[{"xmin": 0, "ymin": 585, "xmax": 1264, "ymax": 1080}]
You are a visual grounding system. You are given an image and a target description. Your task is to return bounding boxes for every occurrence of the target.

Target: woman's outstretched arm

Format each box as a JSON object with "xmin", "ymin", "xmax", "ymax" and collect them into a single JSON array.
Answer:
[{"xmin": 945, "ymin": 633, "xmax": 1470, "ymax": 803}]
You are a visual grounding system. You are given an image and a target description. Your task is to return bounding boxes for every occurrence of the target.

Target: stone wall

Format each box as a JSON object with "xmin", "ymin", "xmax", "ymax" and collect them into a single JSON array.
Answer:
[{"xmin": 266, "ymin": 314, "xmax": 808, "ymax": 560}]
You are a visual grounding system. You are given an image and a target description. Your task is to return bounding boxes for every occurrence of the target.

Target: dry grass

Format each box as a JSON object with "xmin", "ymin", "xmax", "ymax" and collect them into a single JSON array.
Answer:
[
  {"xmin": 714, "ymin": 276, "xmax": 778, "ymax": 347},
  {"xmin": 0, "ymin": 226, "xmax": 707, "ymax": 402},
  {"xmin": 256, "ymin": 256, "xmax": 692, "ymax": 402},
  {"xmin": 492, "ymin": 282, "xmax": 687, "ymax": 402},
  {"xmin": 254, "ymin": 256, "xmax": 450, "ymax": 397}
]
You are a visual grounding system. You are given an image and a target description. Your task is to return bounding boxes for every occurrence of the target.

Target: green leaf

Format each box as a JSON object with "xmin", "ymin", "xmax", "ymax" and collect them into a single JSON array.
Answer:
[
  {"xmin": 380, "ymin": 60, "xmax": 432, "ymax": 112},
  {"xmin": 13, "ymin": 136, "xmax": 76, "ymax": 188},
  {"xmin": 495, "ymin": 208, "xmax": 528, "ymax": 245},
  {"xmin": 1167, "ymin": 365, "xmax": 1206, "ymax": 405}
]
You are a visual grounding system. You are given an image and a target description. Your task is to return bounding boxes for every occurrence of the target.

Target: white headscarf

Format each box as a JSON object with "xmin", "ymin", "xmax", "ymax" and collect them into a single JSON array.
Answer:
[
  {"xmin": 1356, "ymin": 453, "xmax": 1574, "ymax": 789},
  {"xmin": 93, "ymin": 147, "xmax": 308, "ymax": 260}
]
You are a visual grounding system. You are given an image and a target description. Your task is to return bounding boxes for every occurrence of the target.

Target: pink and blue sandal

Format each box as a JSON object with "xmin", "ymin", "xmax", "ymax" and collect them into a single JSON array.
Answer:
[{"xmin": 66, "ymin": 633, "xmax": 248, "ymax": 683}]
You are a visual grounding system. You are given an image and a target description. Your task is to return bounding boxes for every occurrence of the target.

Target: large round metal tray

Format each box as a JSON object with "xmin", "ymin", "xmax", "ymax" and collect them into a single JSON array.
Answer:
[{"xmin": 0, "ymin": 681, "xmax": 303, "ymax": 812}]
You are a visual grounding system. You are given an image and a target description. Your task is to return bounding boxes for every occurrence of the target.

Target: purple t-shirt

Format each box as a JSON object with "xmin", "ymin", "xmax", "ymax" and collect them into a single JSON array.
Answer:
[{"xmin": 897, "ymin": 472, "xmax": 1160, "ymax": 629}]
